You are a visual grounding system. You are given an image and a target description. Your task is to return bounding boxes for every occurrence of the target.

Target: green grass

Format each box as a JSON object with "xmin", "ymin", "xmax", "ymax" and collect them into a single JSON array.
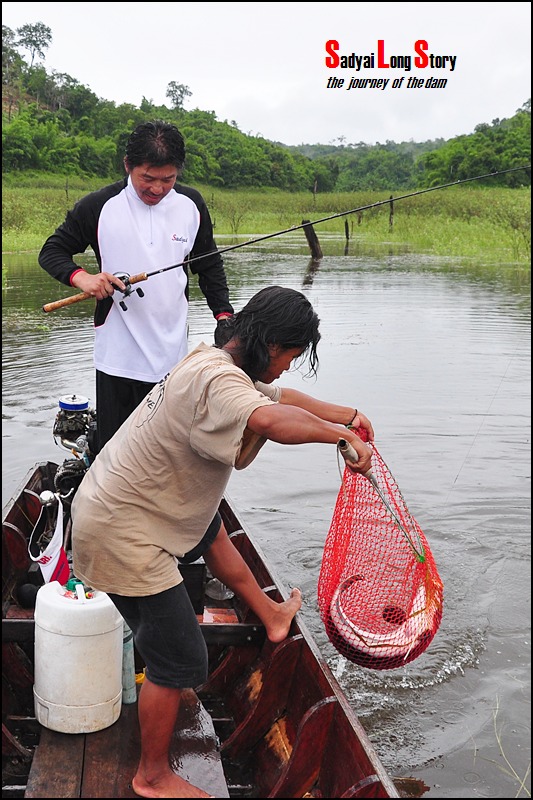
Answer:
[{"xmin": 2, "ymin": 173, "xmax": 531, "ymax": 266}]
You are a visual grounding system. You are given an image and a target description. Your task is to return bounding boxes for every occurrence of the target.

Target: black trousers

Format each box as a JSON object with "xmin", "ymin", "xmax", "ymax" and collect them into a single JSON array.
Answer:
[
  {"xmin": 108, "ymin": 585, "xmax": 208, "ymax": 689},
  {"xmin": 95, "ymin": 370, "xmax": 154, "ymax": 453}
]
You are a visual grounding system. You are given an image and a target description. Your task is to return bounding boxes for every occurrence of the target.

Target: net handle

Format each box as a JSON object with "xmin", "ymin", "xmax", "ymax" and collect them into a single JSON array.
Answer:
[
  {"xmin": 337, "ymin": 439, "xmax": 425, "ymax": 562},
  {"xmin": 337, "ymin": 438, "xmax": 372, "ymax": 477}
]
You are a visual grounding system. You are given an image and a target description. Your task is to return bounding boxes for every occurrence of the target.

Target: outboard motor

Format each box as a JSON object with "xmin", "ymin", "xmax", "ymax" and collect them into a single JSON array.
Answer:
[
  {"xmin": 52, "ymin": 394, "xmax": 96, "ymax": 499},
  {"xmin": 53, "ymin": 394, "xmax": 97, "ymax": 462}
]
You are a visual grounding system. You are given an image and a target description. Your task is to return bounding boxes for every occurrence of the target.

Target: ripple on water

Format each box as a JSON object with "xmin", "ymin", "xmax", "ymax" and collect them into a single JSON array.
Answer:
[{"xmin": 3, "ymin": 249, "xmax": 530, "ymax": 798}]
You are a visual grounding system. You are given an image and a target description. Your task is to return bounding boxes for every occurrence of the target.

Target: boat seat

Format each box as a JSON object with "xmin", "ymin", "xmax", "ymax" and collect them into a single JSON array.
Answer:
[{"xmin": 25, "ymin": 689, "xmax": 229, "ymax": 798}]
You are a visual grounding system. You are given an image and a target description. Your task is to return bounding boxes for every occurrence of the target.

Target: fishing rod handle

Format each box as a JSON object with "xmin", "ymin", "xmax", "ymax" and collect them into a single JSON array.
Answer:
[
  {"xmin": 42, "ymin": 272, "xmax": 148, "ymax": 313},
  {"xmin": 43, "ymin": 292, "xmax": 92, "ymax": 313},
  {"xmin": 337, "ymin": 438, "xmax": 373, "ymax": 478}
]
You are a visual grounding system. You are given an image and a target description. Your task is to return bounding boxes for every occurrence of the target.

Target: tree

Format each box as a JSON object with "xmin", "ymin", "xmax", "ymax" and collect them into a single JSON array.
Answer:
[
  {"xmin": 3, "ymin": 25, "xmax": 24, "ymax": 85},
  {"xmin": 166, "ymin": 81, "xmax": 192, "ymax": 110},
  {"xmin": 140, "ymin": 97, "xmax": 155, "ymax": 114},
  {"xmin": 3, "ymin": 25, "xmax": 26, "ymax": 119},
  {"xmin": 22, "ymin": 65, "xmax": 50, "ymax": 106},
  {"xmin": 16, "ymin": 22, "xmax": 52, "ymax": 67}
]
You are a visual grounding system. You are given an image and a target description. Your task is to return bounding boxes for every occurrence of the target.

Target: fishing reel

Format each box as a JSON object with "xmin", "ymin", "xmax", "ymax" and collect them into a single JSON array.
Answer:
[{"xmin": 113, "ymin": 272, "xmax": 144, "ymax": 311}]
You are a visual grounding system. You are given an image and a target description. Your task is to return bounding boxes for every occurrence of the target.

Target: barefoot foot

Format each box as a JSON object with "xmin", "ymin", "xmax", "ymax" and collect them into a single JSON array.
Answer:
[
  {"xmin": 265, "ymin": 587, "xmax": 302, "ymax": 643},
  {"xmin": 132, "ymin": 771, "xmax": 212, "ymax": 798}
]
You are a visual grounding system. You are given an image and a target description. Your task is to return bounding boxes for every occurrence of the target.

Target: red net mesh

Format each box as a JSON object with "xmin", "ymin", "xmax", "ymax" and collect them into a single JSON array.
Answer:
[{"xmin": 318, "ymin": 434, "xmax": 443, "ymax": 670}]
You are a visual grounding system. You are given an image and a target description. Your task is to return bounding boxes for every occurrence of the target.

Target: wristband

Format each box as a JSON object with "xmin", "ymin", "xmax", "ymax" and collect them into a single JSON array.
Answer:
[
  {"xmin": 346, "ymin": 409, "xmax": 358, "ymax": 428},
  {"xmin": 69, "ymin": 268, "xmax": 85, "ymax": 286}
]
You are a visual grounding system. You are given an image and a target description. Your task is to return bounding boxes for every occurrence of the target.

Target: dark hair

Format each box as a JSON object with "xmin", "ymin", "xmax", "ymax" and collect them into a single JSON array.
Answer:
[
  {"xmin": 124, "ymin": 121, "xmax": 185, "ymax": 169},
  {"xmin": 232, "ymin": 286, "xmax": 321, "ymax": 381}
]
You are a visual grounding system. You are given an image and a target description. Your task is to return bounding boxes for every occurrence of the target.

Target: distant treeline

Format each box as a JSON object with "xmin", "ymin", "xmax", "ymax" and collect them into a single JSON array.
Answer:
[
  {"xmin": 2, "ymin": 22, "xmax": 531, "ymax": 190},
  {"xmin": 287, "ymin": 104, "xmax": 531, "ymax": 190}
]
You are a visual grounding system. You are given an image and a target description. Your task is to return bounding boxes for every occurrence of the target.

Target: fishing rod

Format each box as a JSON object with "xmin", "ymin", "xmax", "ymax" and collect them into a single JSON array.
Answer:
[{"xmin": 42, "ymin": 164, "xmax": 530, "ymax": 313}]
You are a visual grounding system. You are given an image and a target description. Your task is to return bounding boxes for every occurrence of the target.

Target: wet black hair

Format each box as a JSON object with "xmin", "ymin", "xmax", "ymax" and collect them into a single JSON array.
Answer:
[
  {"xmin": 231, "ymin": 286, "xmax": 321, "ymax": 381},
  {"xmin": 124, "ymin": 121, "xmax": 185, "ymax": 170}
]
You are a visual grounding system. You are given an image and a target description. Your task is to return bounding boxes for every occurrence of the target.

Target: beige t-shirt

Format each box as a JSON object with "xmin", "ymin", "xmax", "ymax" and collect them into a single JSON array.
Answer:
[{"xmin": 71, "ymin": 343, "xmax": 280, "ymax": 595}]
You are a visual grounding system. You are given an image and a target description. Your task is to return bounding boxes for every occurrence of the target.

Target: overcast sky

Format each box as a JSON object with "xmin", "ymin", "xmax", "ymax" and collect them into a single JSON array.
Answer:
[{"xmin": 3, "ymin": 2, "xmax": 531, "ymax": 146}]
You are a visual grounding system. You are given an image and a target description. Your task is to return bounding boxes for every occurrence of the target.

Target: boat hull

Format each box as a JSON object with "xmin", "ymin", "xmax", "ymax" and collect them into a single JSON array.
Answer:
[{"xmin": 3, "ymin": 461, "xmax": 400, "ymax": 798}]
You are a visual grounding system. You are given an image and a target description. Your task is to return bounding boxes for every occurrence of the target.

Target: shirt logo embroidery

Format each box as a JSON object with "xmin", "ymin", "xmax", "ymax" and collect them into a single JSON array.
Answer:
[{"xmin": 172, "ymin": 234, "xmax": 188, "ymax": 243}]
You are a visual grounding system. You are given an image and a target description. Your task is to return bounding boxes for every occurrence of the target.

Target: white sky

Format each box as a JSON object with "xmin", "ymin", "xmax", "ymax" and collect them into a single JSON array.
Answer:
[{"xmin": 3, "ymin": 2, "xmax": 531, "ymax": 146}]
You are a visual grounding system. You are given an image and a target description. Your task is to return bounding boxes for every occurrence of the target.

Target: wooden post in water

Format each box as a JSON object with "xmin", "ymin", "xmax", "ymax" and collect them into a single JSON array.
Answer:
[
  {"xmin": 303, "ymin": 257, "xmax": 321, "ymax": 287},
  {"xmin": 301, "ymin": 220, "xmax": 323, "ymax": 260},
  {"xmin": 344, "ymin": 219, "xmax": 350, "ymax": 241},
  {"xmin": 389, "ymin": 195, "xmax": 394, "ymax": 231}
]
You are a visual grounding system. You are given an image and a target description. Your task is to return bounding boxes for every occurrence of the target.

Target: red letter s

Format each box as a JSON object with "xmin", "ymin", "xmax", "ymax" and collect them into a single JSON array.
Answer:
[
  {"xmin": 414, "ymin": 40, "xmax": 429, "ymax": 68},
  {"xmin": 325, "ymin": 40, "xmax": 340, "ymax": 68}
]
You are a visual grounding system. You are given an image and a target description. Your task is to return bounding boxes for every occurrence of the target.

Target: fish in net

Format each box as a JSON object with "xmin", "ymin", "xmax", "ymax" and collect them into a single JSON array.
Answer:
[{"xmin": 317, "ymin": 433, "xmax": 443, "ymax": 670}]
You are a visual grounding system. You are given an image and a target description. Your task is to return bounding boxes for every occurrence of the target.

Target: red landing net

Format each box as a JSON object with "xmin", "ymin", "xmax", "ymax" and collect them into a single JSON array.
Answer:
[{"xmin": 318, "ymin": 436, "xmax": 443, "ymax": 670}]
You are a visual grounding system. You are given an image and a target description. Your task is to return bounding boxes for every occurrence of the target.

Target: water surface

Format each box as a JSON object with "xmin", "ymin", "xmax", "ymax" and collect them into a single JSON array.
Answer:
[{"xmin": 2, "ymin": 240, "xmax": 530, "ymax": 798}]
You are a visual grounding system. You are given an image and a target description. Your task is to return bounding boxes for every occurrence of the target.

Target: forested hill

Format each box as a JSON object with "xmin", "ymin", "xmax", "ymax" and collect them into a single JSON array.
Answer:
[
  {"xmin": 282, "ymin": 107, "xmax": 531, "ymax": 190},
  {"xmin": 2, "ymin": 22, "xmax": 531, "ymax": 191}
]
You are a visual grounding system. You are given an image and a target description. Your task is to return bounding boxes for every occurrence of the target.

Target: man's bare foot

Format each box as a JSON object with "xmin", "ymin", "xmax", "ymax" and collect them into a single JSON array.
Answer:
[
  {"xmin": 132, "ymin": 770, "xmax": 212, "ymax": 798},
  {"xmin": 264, "ymin": 587, "xmax": 302, "ymax": 643}
]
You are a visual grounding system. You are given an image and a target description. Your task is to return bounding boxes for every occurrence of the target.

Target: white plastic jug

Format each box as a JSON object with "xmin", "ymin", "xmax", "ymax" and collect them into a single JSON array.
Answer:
[{"xmin": 33, "ymin": 581, "xmax": 123, "ymax": 733}]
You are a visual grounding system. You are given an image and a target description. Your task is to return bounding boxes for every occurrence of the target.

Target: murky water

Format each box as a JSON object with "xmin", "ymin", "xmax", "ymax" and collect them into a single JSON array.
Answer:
[{"xmin": 2, "ymin": 239, "xmax": 531, "ymax": 798}]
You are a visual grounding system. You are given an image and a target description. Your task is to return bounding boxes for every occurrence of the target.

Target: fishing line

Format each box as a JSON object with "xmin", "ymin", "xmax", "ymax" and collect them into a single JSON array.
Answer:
[
  {"xmin": 337, "ymin": 438, "xmax": 426, "ymax": 561},
  {"xmin": 442, "ymin": 345, "xmax": 522, "ymax": 508},
  {"xmin": 42, "ymin": 164, "xmax": 530, "ymax": 312},
  {"xmin": 135, "ymin": 165, "xmax": 533, "ymax": 276}
]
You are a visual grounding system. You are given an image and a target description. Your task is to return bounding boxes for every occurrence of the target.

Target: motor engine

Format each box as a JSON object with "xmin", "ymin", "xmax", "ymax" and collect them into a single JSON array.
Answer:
[
  {"xmin": 52, "ymin": 394, "xmax": 97, "ymax": 500},
  {"xmin": 53, "ymin": 394, "xmax": 97, "ymax": 463}
]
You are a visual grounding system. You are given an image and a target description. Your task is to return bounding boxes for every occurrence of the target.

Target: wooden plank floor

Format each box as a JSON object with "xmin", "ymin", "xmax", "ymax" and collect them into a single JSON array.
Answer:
[{"xmin": 25, "ymin": 690, "xmax": 229, "ymax": 798}]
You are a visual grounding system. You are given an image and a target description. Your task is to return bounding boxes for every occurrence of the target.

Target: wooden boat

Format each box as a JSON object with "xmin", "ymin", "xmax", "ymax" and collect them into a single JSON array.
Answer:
[{"xmin": 3, "ymin": 456, "xmax": 405, "ymax": 799}]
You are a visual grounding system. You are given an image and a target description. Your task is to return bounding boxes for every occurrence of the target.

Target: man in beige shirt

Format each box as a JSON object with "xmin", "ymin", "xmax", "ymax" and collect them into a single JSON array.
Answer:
[{"xmin": 71, "ymin": 285, "xmax": 374, "ymax": 799}]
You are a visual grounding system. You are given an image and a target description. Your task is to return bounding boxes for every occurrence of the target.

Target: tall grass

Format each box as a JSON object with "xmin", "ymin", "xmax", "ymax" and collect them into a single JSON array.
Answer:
[{"xmin": 2, "ymin": 173, "xmax": 530, "ymax": 266}]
